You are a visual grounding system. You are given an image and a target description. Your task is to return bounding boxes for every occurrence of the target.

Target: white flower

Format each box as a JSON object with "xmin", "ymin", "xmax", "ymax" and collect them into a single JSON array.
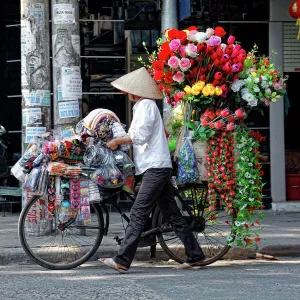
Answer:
[
  {"xmin": 249, "ymin": 198, "xmax": 255, "ymax": 202},
  {"xmin": 261, "ymin": 75, "xmax": 267, "ymax": 81},
  {"xmin": 227, "ymin": 236, "xmax": 234, "ymax": 242},
  {"xmin": 231, "ymin": 79, "xmax": 245, "ymax": 92},
  {"xmin": 206, "ymin": 28, "xmax": 214, "ymax": 38},
  {"xmin": 220, "ymin": 43, "xmax": 227, "ymax": 52},
  {"xmin": 247, "ymin": 97, "xmax": 258, "ymax": 107},
  {"xmin": 242, "ymin": 92, "xmax": 255, "ymax": 102},
  {"xmin": 253, "ymin": 87, "xmax": 260, "ymax": 93},
  {"xmin": 245, "ymin": 77, "xmax": 252, "ymax": 84},
  {"xmin": 261, "ymin": 81, "xmax": 268, "ymax": 88},
  {"xmin": 241, "ymin": 87, "xmax": 250, "ymax": 95},
  {"xmin": 245, "ymin": 172, "xmax": 251, "ymax": 178},
  {"xmin": 254, "ymin": 77, "xmax": 259, "ymax": 83},
  {"xmin": 265, "ymin": 88, "xmax": 271, "ymax": 94},
  {"xmin": 195, "ymin": 32, "xmax": 207, "ymax": 43},
  {"xmin": 235, "ymin": 221, "xmax": 241, "ymax": 227}
]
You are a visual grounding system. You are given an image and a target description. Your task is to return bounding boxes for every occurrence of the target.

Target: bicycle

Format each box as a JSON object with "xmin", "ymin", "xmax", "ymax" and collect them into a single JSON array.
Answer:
[{"xmin": 19, "ymin": 175, "xmax": 235, "ymax": 270}]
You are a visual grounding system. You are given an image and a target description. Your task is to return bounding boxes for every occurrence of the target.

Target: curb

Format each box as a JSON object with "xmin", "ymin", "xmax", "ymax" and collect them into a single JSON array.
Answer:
[
  {"xmin": 259, "ymin": 245, "xmax": 300, "ymax": 257},
  {"xmin": 0, "ymin": 245, "xmax": 258, "ymax": 266}
]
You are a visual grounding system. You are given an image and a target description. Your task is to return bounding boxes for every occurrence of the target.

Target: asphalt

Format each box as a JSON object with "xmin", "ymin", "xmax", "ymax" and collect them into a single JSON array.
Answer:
[{"xmin": 1, "ymin": 210, "xmax": 300, "ymax": 265}]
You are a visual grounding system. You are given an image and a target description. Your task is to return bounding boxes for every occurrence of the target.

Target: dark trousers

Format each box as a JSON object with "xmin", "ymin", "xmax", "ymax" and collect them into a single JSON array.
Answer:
[{"xmin": 114, "ymin": 168, "xmax": 204, "ymax": 269}]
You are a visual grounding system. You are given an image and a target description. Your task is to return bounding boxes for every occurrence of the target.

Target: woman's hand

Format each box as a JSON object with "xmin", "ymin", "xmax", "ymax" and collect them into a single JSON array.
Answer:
[{"xmin": 107, "ymin": 139, "xmax": 119, "ymax": 150}]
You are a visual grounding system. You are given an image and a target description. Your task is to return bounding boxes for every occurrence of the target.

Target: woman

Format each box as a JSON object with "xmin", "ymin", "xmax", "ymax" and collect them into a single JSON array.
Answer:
[{"xmin": 99, "ymin": 67, "xmax": 205, "ymax": 272}]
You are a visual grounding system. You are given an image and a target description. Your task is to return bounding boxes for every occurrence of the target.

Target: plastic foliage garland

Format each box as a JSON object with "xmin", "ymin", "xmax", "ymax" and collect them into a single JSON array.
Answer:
[
  {"xmin": 233, "ymin": 128, "xmax": 264, "ymax": 247},
  {"xmin": 206, "ymin": 128, "xmax": 264, "ymax": 247}
]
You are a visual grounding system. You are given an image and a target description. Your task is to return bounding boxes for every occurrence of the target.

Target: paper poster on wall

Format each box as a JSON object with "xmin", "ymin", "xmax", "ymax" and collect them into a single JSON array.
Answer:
[
  {"xmin": 58, "ymin": 101, "xmax": 80, "ymax": 119},
  {"xmin": 21, "ymin": 20, "xmax": 33, "ymax": 86},
  {"xmin": 61, "ymin": 67, "xmax": 82, "ymax": 101},
  {"xmin": 29, "ymin": 3, "xmax": 45, "ymax": 25},
  {"xmin": 22, "ymin": 108, "xmax": 42, "ymax": 126},
  {"xmin": 25, "ymin": 127, "xmax": 46, "ymax": 143},
  {"xmin": 58, "ymin": 85, "xmax": 63, "ymax": 101},
  {"xmin": 23, "ymin": 90, "xmax": 51, "ymax": 106},
  {"xmin": 53, "ymin": 4, "xmax": 75, "ymax": 25}
]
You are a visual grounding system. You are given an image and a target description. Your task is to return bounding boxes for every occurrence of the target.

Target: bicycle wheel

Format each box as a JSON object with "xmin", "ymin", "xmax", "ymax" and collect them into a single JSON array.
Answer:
[
  {"xmin": 154, "ymin": 183, "xmax": 235, "ymax": 266},
  {"xmin": 19, "ymin": 195, "xmax": 104, "ymax": 270}
]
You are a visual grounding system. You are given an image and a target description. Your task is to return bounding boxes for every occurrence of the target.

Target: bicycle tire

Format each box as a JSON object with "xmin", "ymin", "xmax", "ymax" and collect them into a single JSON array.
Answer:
[
  {"xmin": 19, "ymin": 195, "xmax": 104, "ymax": 270},
  {"xmin": 154, "ymin": 183, "xmax": 236, "ymax": 266}
]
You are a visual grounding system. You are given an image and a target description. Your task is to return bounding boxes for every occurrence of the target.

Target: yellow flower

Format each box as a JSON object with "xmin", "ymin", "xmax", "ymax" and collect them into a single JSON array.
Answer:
[
  {"xmin": 184, "ymin": 85, "xmax": 192, "ymax": 94},
  {"xmin": 195, "ymin": 81, "xmax": 205, "ymax": 91},
  {"xmin": 204, "ymin": 84, "xmax": 215, "ymax": 96},
  {"xmin": 208, "ymin": 86, "xmax": 215, "ymax": 96},
  {"xmin": 183, "ymin": 30, "xmax": 189, "ymax": 35},
  {"xmin": 191, "ymin": 85, "xmax": 200, "ymax": 96},
  {"xmin": 202, "ymin": 86, "xmax": 210, "ymax": 97},
  {"xmin": 215, "ymin": 86, "xmax": 223, "ymax": 96},
  {"xmin": 251, "ymin": 72, "xmax": 257, "ymax": 77}
]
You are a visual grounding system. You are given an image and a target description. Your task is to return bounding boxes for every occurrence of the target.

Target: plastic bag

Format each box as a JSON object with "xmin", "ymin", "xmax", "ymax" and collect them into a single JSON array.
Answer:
[
  {"xmin": 11, "ymin": 144, "xmax": 41, "ymax": 182},
  {"xmin": 111, "ymin": 122, "xmax": 130, "ymax": 151},
  {"xmin": 113, "ymin": 150, "xmax": 134, "ymax": 168},
  {"xmin": 35, "ymin": 166, "xmax": 49, "ymax": 195},
  {"xmin": 177, "ymin": 138, "xmax": 199, "ymax": 184},
  {"xmin": 83, "ymin": 143, "xmax": 115, "ymax": 167},
  {"xmin": 23, "ymin": 167, "xmax": 43, "ymax": 193},
  {"xmin": 90, "ymin": 164, "xmax": 124, "ymax": 188}
]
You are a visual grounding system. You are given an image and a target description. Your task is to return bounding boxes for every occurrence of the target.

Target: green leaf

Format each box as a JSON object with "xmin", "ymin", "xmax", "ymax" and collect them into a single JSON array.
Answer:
[{"xmin": 184, "ymin": 122, "xmax": 197, "ymax": 130}]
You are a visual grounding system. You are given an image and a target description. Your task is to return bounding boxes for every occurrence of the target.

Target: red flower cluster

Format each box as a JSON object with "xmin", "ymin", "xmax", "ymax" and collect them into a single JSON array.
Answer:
[
  {"xmin": 206, "ymin": 131, "xmax": 236, "ymax": 213},
  {"xmin": 200, "ymin": 107, "xmax": 246, "ymax": 133}
]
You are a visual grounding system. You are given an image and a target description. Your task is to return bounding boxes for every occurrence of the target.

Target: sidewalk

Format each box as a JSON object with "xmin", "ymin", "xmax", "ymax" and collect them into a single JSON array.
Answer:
[{"xmin": 1, "ymin": 210, "xmax": 300, "ymax": 265}]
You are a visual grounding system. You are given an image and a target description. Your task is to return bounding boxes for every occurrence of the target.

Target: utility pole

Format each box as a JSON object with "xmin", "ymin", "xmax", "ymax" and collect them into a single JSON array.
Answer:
[
  {"xmin": 20, "ymin": 0, "xmax": 51, "ymax": 150},
  {"xmin": 51, "ymin": 0, "xmax": 82, "ymax": 131},
  {"xmin": 161, "ymin": 0, "xmax": 178, "ymax": 112}
]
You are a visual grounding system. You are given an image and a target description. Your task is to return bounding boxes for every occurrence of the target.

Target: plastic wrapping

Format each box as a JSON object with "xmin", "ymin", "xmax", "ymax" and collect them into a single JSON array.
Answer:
[
  {"xmin": 113, "ymin": 150, "xmax": 134, "ymax": 168},
  {"xmin": 47, "ymin": 162, "xmax": 68, "ymax": 176},
  {"xmin": 23, "ymin": 167, "xmax": 43, "ymax": 193},
  {"xmin": 112, "ymin": 122, "xmax": 130, "ymax": 151},
  {"xmin": 83, "ymin": 143, "xmax": 115, "ymax": 167},
  {"xmin": 11, "ymin": 144, "xmax": 41, "ymax": 182},
  {"xmin": 177, "ymin": 138, "xmax": 199, "ymax": 184},
  {"xmin": 90, "ymin": 164, "xmax": 124, "ymax": 188}
]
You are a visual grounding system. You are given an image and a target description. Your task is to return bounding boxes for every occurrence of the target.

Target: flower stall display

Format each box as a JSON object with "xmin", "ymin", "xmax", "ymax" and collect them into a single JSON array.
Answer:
[{"xmin": 141, "ymin": 26, "xmax": 287, "ymax": 246}]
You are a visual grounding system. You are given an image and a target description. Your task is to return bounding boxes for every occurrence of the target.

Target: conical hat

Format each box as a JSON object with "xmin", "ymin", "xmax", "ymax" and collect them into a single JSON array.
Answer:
[{"xmin": 111, "ymin": 67, "xmax": 163, "ymax": 100}]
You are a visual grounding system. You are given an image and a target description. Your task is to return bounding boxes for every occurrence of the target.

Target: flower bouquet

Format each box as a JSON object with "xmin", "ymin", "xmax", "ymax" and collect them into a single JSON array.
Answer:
[{"xmin": 141, "ymin": 26, "xmax": 287, "ymax": 247}]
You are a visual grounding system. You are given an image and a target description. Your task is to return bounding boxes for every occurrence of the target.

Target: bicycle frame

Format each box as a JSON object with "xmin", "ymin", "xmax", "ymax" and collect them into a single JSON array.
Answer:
[{"xmin": 99, "ymin": 185, "xmax": 198, "ymax": 239}]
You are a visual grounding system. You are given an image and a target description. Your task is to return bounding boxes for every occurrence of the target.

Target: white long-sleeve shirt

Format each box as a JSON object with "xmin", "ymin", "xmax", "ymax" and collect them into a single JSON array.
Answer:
[{"xmin": 128, "ymin": 99, "xmax": 172, "ymax": 175}]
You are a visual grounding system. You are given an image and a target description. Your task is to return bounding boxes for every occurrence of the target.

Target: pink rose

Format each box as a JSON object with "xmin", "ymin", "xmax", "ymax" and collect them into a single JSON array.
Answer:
[
  {"xmin": 172, "ymin": 71, "xmax": 185, "ymax": 84},
  {"xmin": 227, "ymin": 35, "xmax": 235, "ymax": 45},
  {"xmin": 179, "ymin": 46, "xmax": 187, "ymax": 57},
  {"xmin": 231, "ymin": 64, "xmax": 240, "ymax": 73},
  {"xmin": 169, "ymin": 39, "xmax": 181, "ymax": 52},
  {"xmin": 179, "ymin": 58, "xmax": 191, "ymax": 71},
  {"xmin": 167, "ymin": 56, "xmax": 180, "ymax": 68},
  {"xmin": 206, "ymin": 35, "xmax": 222, "ymax": 47},
  {"xmin": 185, "ymin": 43, "xmax": 197, "ymax": 58}
]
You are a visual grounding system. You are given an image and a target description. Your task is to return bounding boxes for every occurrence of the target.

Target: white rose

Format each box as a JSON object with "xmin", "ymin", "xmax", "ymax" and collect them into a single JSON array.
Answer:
[{"xmin": 195, "ymin": 32, "xmax": 207, "ymax": 43}]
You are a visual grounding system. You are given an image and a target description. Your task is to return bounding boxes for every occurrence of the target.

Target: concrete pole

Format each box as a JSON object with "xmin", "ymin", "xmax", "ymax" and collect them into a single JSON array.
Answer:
[
  {"xmin": 269, "ymin": 3, "xmax": 286, "ymax": 205},
  {"xmin": 161, "ymin": 0, "xmax": 178, "ymax": 113},
  {"xmin": 51, "ymin": 0, "xmax": 82, "ymax": 131},
  {"xmin": 161, "ymin": 0, "xmax": 178, "ymax": 34},
  {"xmin": 21, "ymin": 0, "xmax": 52, "ymax": 151}
]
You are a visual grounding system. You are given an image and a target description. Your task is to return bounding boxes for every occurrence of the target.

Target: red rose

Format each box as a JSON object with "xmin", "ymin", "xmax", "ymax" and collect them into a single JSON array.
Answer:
[
  {"xmin": 199, "ymin": 75, "xmax": 206, "ymax": 81},
  {"xmin": 254, "ymin": 237, "xmax": 261, "ymax": 243},
  {"xmin": 214, "ymin": 58, "xmax": 221, "ymax": 67},
  {"xmin": 235, "ymin": 44, "xmax": 242, "ymax": 51},
  {"xmin": 216, "ymin": 48, "xmax": 224, "ymax": 58},
  {"xmin": 214, "ymin": 72, "xmax": 223, "ymax": 80},
  {"xmin": 152, "ymin": 60, "xmax": 164, "ymax": 71},
  {"xmin": 164, "ymin": 71, "xmax": 174, "ymax": 84},
  {"xmin": 177, "ymin": 30, "xmax": 187, "ymax": 43},
  {"xmin": 153, "ymin": 70, "xmax": 164, "ymax": 81},
  {"xmin": 213, "ymin": 80, "xmax": 220, "ymax": 86},
  {"xmin": 221, "ymin": 108, "xmax": 230, "ymax": 117},
  {"xmin": 158, "ymin": 50, "xmax": 170, "ymax": 61},
  {"xmin": 235, "ymin": 108, "xmax": 246, "ymax": 119},
  {"xmin": 227, "ymin": 123, "xmax": 235, "ymax": 131},
  {"xmin": 207, "ymin": 46, "xmax": 214, "ymax": 55},
  {"xmin": 238, "ymin": 53, "xmax": 247, "ymax": 62},
  {"xmin": 225, "ymin": 45, "xmax": 234, "ymax": 55},
  {"xmin": 211, "ymin": 52, "xmax": 218, "ymax": 61},
  {"xmin": 167, "ymin": 28, "xmax": 179, "ymax": 40},
  {"xmin": 231, "ymin": 49, "xmax": 239, "ymax": 58},
  {"xmin": 222, "ymin": 62, "xmax": 231, "ymax": 73},
  {"xmin": 188, "ymin": 26, "xmax": 198, "ymax": 31},
  {"xmin": 214, "ymin": 26, "xmax": 227, "ymax": 38},
  {"xmin": 197, "ymin": 43, "xmax": 207, "ymax": 53}
]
